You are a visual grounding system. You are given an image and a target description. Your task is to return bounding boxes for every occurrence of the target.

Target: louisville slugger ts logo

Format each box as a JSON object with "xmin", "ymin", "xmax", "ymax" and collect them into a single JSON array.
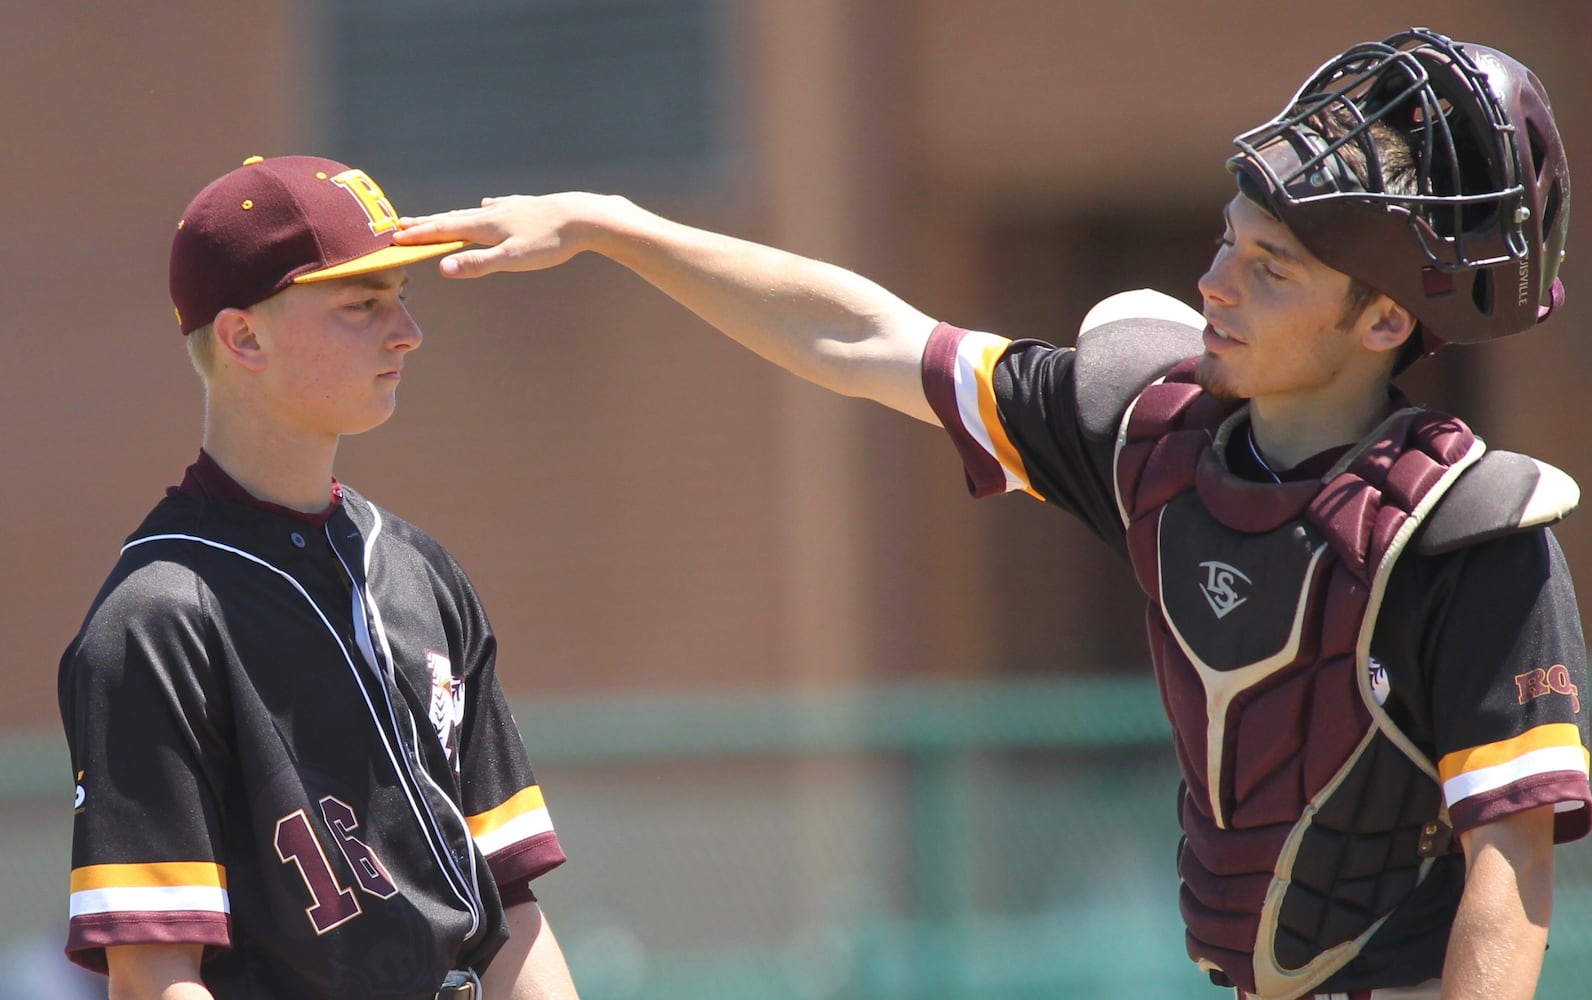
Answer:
[{"xmin": 1199, "ymin": 560, "xmax": 1251, "ymax": 619}]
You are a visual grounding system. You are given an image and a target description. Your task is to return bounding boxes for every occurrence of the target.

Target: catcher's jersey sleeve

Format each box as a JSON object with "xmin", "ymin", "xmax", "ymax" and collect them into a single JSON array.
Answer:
[
  {"xmin": 921, "ymin": 322, "xmax": 1125, "ymax": 551},
  {"xmin": 1416, "ymin": 529, "xmax": 1592, "ymax": 841}
]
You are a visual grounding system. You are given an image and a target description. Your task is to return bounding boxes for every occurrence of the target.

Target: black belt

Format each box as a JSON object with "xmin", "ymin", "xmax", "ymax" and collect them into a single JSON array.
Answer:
[{"xmin": 437, "ymin": 969, "xmax": 480, "ymax": 999}]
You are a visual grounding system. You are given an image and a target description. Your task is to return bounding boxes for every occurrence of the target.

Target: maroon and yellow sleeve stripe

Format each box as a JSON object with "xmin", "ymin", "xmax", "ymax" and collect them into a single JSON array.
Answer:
[
  {"xmin": 69, "ymin": 861, "xmax": 229, "ymax": 920},
  {"xmin": 467, "ymin": 785, "xmax": 555, "ymax": 858},
  {"xmin": 65, "ymin": 861, "xmax": 231, "ymax": 972},
  {"xmin": 1438, "ymin": 723, "xmax": 1592, "ymax": 837},
  {"xmin": 922, "ymin": 322, "xmax": 1043, "ymax": 500}
]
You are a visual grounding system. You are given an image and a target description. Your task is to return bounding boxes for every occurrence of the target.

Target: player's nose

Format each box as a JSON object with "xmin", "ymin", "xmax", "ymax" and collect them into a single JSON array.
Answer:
[
  {"xmin": 389, "ymin": 305, "xmax": 423, "ymax": 353},
  {"xmin": 1197, "ymin": 250, "xmax": 1239, "ymax": 307}
]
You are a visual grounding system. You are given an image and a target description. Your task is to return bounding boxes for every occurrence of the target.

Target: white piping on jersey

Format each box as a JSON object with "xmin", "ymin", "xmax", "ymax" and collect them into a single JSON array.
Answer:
[
  {"xmin": 124, "ymin": 531, "xmax": 482, "ymax": 938},
  {"xmin": 335, "ymin": 506, "xmax": 485, "ymax": 937}
]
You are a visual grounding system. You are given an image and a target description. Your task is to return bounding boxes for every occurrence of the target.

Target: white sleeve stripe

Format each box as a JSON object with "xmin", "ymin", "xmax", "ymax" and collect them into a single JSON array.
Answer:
[
  {"xmin": 1442, "ymin": 745, "xmax": 1590, "ymax": 805},
  {"xmin": 951, "ymin": 331, "xmax": 1026, "ymax": 494},
  {"xmin": 70, "ymin": 885, "xmax": 230, "ymax": 917},
  {"xmin": 473, "ymin": 806, "xmax": 555, "ymax": 856}
]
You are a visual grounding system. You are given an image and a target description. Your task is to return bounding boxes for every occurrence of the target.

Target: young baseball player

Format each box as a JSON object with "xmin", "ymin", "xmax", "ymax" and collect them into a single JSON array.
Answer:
[
  {"xmin": 59, "ymin": 156, "xmax": 579, "ymax": 1000},
  {"xmin": 396, "ymin": 28, "xmax": 1590, "ymax": 1000}
]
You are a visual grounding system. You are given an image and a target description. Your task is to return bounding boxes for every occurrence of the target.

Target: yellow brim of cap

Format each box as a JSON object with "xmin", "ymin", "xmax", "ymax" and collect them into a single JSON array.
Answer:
[{"xmin": 293, "ymin": 240, "xmax": 470, "ymax": 283}]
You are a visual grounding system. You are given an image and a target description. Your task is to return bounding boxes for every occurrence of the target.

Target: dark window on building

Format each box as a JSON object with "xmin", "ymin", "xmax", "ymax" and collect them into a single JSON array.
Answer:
[{"xmin": 320, "ymin": 0, "xmax": 736, "ymax": 202}]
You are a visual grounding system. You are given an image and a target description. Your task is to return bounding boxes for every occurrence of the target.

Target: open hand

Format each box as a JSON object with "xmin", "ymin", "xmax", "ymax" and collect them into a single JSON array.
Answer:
[{"xmin": 395, "ymin": 193, "xmax": 613, "ymax": 278}]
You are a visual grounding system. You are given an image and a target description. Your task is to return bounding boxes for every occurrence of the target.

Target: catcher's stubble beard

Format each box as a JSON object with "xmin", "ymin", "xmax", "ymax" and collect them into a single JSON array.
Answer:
[{"xmin": 1194, "ymin": 353, "xmax": 1243, "ymax": 402}]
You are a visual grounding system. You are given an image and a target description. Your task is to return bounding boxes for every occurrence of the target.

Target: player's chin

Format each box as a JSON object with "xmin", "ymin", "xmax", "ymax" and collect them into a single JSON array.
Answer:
[
  {"xmin": 1194, "ymin": 354, "xmax": 1247, "ymax": 402},
  {"xmin": 342, "ymin": 400, "xmax": 400, "ymax": 436}
]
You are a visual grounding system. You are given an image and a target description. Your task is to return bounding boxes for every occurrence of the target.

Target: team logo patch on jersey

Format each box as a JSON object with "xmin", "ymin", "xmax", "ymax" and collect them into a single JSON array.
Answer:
[
  {"xmin": 1198, "ymin": 560, "xmax": 1251, "ymax": 619},
  {"xmin": 1367, "ymin": 656, "xmax": 1391, "ymax": 706},
  {"xmin": 425, "ymin": 649, "xmax": 466, "ymax": 770},
  {"xmin": 1515, "ymin": 664, "xmax": 1581, "ymax": 714},
  {"xmin": 74, "ymin": 770, "xmax": 86, "ymax": 812}
]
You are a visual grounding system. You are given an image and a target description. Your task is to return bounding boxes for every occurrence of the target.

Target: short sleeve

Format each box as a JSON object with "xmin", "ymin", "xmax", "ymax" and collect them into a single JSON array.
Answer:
[
  {"xmin": 57, "ymin": 559, "xmax": 233, "ymax": 972},
  {"xmin": 920, "ymin": 323, "xmax": 1125, "ymax": 550},
  {"xmin": 1426, "ymin": 529, "xmax": 1592, "ymax": 842},
  {"xmin": 458, "ymin": 673, "xmax": 566, "ymax": 892},
  {"xmin": 441, "ymin": 563, "xmax": 566, "ymax": 896}
]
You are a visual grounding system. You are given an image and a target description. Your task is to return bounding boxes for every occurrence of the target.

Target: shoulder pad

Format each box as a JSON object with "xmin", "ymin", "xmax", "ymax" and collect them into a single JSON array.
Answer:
[
  {"xmin": 1074, "ymin": 289, "xmax": 1204, "ymax": 438},
  {"xmin": 1418, "ymin": 451, "xmax": 1580, "ymax": 555}
]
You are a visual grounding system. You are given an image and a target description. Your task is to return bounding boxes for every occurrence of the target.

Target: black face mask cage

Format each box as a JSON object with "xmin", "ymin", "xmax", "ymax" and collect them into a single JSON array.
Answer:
[{"xmin": 1231, "ymin": 28, "xmax": 1528, "ymax": 272}]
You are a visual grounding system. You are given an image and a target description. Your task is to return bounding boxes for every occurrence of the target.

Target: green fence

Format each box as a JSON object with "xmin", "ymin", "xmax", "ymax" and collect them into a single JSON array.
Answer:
[{"xmin": 5, "ymin": 678, "xmax": 1591, "ymax": 998}]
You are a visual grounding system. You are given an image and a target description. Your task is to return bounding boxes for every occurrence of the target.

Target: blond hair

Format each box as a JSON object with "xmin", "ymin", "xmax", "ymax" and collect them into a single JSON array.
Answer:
[
  {"xmin": 186, "ymin": 323, "xmax": 217, "ymax": 377},
  {"xmin": 184, "ymin": 291, "xmax": 286, "ymax": 378}
]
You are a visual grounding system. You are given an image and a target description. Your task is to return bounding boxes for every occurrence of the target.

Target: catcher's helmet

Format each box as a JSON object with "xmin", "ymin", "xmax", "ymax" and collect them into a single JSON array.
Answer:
[{"xmin": 1228, "ymin": 27, "xmax": 1569, "ymax": 349}]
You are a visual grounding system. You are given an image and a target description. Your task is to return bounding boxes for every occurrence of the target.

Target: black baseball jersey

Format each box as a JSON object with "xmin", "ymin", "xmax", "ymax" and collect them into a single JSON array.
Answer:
[
  {"xmin": 59, "ymin": 458, "xmax": 565, "ymax": 999},
  {"xmin": 920, "ymin": 291, "xmax": 1592, "ymax": 987}
]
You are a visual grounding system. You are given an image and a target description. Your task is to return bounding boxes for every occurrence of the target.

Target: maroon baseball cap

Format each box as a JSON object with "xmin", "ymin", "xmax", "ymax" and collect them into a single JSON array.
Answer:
[{"xmin": 169, "ymin": 155, "xmax": 467, "ymax": 334}]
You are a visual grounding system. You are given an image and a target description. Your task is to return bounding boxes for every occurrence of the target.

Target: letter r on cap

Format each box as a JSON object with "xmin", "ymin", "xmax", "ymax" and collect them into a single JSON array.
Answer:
[{"xmin": 331, "ymin": 169, "xmax": 400, "ymax": 236}]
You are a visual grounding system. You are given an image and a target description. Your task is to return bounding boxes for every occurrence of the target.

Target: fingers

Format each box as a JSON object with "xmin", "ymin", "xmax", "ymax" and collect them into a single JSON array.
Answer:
[
  {"xmin": 394, "ymin": 207, "xmax": 491, "ymax": 245},
  {"xmin": 436, "ymin": 248, "xmax": 490, "ymax": 278},
  {"xmin": 435, "ymin": 247, "xmax": 507, "ymax": 279},
  {"xmin": 394, "ymin": 194, "xmax": 583, "ymax": 277},
  {"xmin": 396, "ymin": 199, "xmax": 537, "ymax": 254}
]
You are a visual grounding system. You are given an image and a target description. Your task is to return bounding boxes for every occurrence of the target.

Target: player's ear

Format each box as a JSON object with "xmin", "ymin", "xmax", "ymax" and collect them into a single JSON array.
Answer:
[
  {"xmin": 212, "ymin": 307, "xmax": 268, "ymax": 372},
  {"xmin": 1359, "ymin": 295, "xmax": 1416, "ymax": 354}
]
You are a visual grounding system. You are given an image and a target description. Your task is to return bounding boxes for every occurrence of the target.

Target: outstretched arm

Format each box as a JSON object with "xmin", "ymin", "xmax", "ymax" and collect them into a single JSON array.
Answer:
[{"xmin": 396, "ymin": 194, "xmax": 941, "ymax": 424}]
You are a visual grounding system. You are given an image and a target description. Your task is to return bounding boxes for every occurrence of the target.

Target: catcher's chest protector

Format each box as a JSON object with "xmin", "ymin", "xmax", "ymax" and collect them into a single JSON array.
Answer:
[{"xmin": 1113, "ymin": 360, "xmax": 1481, "ymax": 998}]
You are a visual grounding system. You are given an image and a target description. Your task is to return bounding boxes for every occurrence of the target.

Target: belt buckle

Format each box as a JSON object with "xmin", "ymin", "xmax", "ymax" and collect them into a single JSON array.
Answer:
[{"xmin": 437, "ymin": 969, "xmax": 480, "ymax": 999}]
